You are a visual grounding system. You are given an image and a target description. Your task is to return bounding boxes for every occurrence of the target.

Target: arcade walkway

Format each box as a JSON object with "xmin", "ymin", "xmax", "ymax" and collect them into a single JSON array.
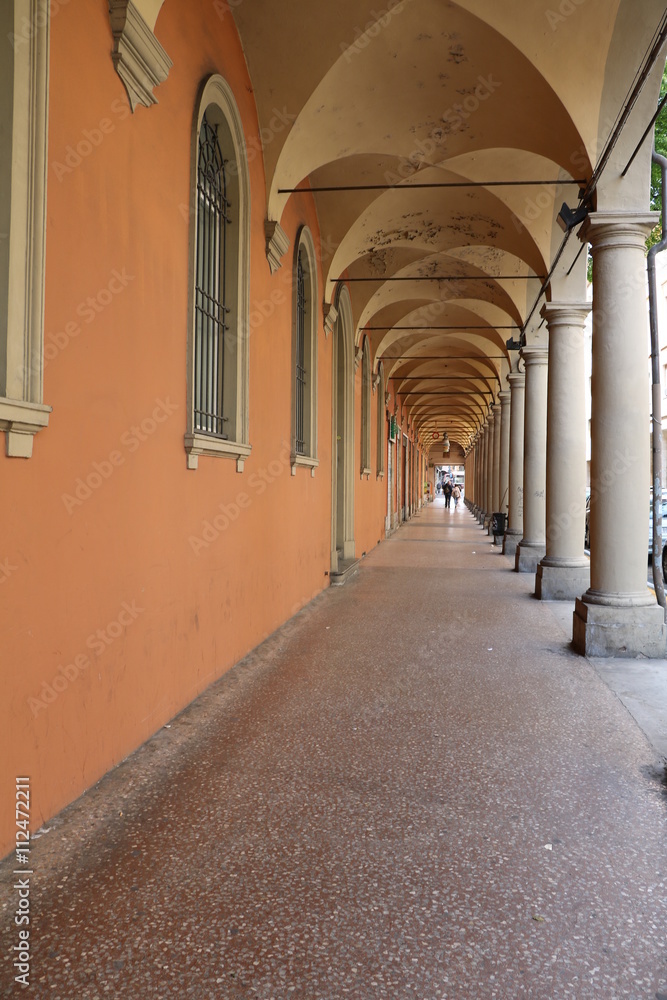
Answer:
[{"xmin": 2, "ymin": 503, "xmax": 667, "ymax": 999}]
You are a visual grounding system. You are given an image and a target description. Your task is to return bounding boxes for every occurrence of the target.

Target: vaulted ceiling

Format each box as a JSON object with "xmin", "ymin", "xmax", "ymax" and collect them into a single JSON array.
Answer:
[{"xmin": 149, "ymin": 0, "xmax": 667, "ymax": 451}]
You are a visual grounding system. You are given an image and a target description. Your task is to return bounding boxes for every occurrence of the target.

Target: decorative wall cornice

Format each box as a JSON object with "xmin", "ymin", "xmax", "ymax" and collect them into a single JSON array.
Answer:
[
  {"xmin": 323, "ymin": 302, "xmax": 338, "ymax": 338},
  {"xmin": 108, "ymin": 0, "xmax": 172, "ymax": 113},
  {"xmin": 264, "ymin": 220, "xmax": 290, "ymax": 273}
]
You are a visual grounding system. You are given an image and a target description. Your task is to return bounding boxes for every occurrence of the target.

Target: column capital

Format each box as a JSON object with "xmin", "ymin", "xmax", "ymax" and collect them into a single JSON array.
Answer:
[
  {"xmin": 579, "ymin": 211, "xmax": 658, "ymax": 250},
  {"xmin": 519, "ymin": 345, "xmax": 548, "ymax": 366},
  {"xmin": 507, "ymin": 371, "xmax": 525, "ymax": 389},
  {"xmin": 491, "ymin": 401, "xmax": 501, "ymax": 416},
  {"xmin": 540, "ymin": 301, "xmax": 591, "ymax": 326},
  {"xmin": 498, "ymin": 389, "xmax": 511, "ymax": 405}
]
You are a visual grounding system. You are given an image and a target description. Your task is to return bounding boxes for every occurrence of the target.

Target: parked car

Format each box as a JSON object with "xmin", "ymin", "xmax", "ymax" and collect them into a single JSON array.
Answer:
[
  {"xmin": 648, "ymin": 494, "xmax": 667, "ymax": 577},
  {"xmin": 585, "ymin": 492, "xmax": 667, "ymax": 577}
]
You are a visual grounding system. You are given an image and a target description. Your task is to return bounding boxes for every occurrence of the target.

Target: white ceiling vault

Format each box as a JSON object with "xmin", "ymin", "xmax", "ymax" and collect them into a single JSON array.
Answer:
[{"xmin": 148, "ymin": 0, "xmax": 667, "ymax": 451}]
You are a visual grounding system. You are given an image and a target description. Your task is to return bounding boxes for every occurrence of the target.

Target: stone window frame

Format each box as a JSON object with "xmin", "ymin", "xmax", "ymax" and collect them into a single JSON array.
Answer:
[
  {"xmin": 184, "ymin": 75, "xmax": 251, "ymax": 471},
  {"xmin": 0, "ymin": 0, "xmax": 52, "ymax": 458},
  {"xmin": 360, "ymin": 336, "xmax": 371, "ymax": 479},
  {"xmin": 291, "ymin": 226, "xmax": 319, "ymax": 476},
  {"xmin": 376, "ymin": 360, "xmax": 385, "ymax": 479}
]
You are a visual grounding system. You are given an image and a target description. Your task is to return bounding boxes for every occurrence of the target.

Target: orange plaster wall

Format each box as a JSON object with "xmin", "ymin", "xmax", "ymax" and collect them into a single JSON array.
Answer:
[{"xmin": 0, "ymin": 0, "xmax": 346, "ymax": 856}]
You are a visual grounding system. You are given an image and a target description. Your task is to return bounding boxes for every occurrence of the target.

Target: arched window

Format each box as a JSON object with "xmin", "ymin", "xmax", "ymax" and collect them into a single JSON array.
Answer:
[
  {"xmin": 376, "ymin": 361, "xmax": 385, "ymax": 477},
  {"xmin": 291, "ymin": 227, "xmax": 318, "ymax": 473},
  {"xmin": 185, "ymin": 76, "xmax": 250, "ymax": 471},
  {"xmin": 194, "ymin": 112, "xmax": 230, "ymax": 437},
  {"xmin": 361, "ymin": 337, "xmax": 371, "ymax": 477}
]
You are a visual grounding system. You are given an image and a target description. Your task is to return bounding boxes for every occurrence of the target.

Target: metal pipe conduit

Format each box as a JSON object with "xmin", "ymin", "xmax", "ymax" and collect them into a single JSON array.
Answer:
[{"xmin": 648, "ymin": 148, "xmax": 667, "ymax": 613}]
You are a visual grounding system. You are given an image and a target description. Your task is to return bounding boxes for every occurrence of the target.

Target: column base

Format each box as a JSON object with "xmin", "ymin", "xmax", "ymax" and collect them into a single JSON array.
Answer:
[
  {"xmin": 502, "ymin": 530, "xmax": 521, "ymax": 557},
  {"xmin": 535, "ymin": 560, "xmax": 590, "ymax": 601},
  {"xmin": 573, "ymin": 597, "xmax": 667, "ymax": 658},
  {"xmin": 515, "ymin": 541, "xmax": 545, "ymax": 573}
]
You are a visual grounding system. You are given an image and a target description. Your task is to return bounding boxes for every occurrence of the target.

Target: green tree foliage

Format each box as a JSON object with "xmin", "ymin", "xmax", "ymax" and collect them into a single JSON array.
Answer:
[
  {"xmin": 647, "ymin": 62, "xmax": 667, "ymax": 252},
  {"xmin": 589, "ymin": 63, "xmax": 667, "ymax": 274}
]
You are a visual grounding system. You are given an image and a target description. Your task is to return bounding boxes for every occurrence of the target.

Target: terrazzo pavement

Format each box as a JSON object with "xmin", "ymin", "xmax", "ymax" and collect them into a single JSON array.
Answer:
[{"xmin": 2, "ymin": 500, "xmax": 667, "ymax": 999}]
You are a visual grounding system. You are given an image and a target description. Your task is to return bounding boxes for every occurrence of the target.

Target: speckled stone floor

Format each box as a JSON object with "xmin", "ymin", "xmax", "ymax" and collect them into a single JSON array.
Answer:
[{"xmin": 2, "ymin": 501, "xmax": 667, "ymax": 999}]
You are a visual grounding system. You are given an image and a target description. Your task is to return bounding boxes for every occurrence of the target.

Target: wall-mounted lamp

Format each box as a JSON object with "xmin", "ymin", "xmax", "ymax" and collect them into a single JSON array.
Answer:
[{"xmin": 556, "ymin": 201, "xmax": 589, "ymax": 233}]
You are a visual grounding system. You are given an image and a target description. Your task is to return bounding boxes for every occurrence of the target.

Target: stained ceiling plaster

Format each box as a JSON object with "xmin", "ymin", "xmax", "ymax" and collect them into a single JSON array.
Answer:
[{"xmin": 146, "ymin": 0, "xmax": 666, "ymax": 448}]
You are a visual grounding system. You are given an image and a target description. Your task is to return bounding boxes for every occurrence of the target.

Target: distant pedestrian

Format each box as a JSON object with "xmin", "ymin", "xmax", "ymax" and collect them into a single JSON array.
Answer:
[
  {"xmin": 443, "ymin": 480, "xmax": 453, "ymax": 508},
  {"xmin": 452, "ymin": 484, "xmax": 461, "ymax": 508}
]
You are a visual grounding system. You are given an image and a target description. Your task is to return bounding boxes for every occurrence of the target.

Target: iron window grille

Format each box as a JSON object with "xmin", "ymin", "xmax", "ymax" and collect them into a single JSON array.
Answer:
[
  {"xmin": 361, "ymin": 343, "xmax": 371, "ymax": 469},
  {"xmin": 194, "ymin": 112, "xmax": 231, "ymax": 437},
  {"xmin": 295, "ymin": 250, "xmax": 307, "ymax": 455}
]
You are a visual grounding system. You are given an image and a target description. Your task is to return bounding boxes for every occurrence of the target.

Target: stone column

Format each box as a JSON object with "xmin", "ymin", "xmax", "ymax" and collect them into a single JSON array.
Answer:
[
  {"xmin": 503, "ymin": 371, "xmax": 525, "ymax": 557},
  {"xmin": 515, "ymin": 346, "xmax": 548, "ymax": 572},
  {"xmin": 471, "ymin": 436, "xmax": 479, "ymax": 512},
  {"xmin": 491, "ymin": 402, "xmax": 501, "ymax": 514},
  {"xmin": 573, "ymin": 212, "xmax": 666, "ymax": 656},
  {"xmin": 484, "ymin": 409, "xmax": 494, "ymax": 526},
  {"xmin": 498, "ymin": 389, "xmax": 510, "ymax": 517},
  {"xmin": 477, "ymin": 423, "xmax": 485, "ymax": 520},
  {"xmin": 470, "ymin": 439, "xmax": 479, "ymax": 514},
  {"xmin": 536, "ymin": 302, "xmax": 591, "ymax": 600},
  {"xmin": 477, "ymin": 424, "xmax": 487, "ymax": 521}
]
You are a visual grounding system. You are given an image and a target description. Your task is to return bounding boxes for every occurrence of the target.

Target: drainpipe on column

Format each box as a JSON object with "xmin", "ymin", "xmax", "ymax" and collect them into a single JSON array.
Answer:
[{"xmin": 648, "ymin": 148, "xmax": 667, "ymax": 613}]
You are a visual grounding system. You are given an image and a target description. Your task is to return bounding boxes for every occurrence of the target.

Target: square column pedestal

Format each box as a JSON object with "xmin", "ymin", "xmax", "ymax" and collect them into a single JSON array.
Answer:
[
  {"xmin": 502, "ymin": 530, "xmax": 521, "ymax": 558},
  {"xmin": 535, "ymin": 560, "xmax": 590, "ymax": 601},
  {"xmin": 515, "ymin": 541, "xmax": 545, "ymax": 573},
  {"xmin": 573, "ymin": 598, "xmax": 666, "ymax": 658}
]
